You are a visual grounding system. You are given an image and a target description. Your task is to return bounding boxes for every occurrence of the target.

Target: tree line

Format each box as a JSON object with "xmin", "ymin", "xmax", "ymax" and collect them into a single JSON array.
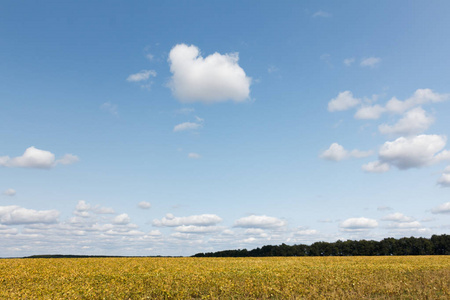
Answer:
[{"xmin": 193, "ymin": 234, "xmax": 450, "ymax": 257}]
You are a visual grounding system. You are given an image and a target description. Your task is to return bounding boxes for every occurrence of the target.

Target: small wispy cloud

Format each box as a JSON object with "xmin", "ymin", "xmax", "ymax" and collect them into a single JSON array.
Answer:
[
  {"xmin": 100, "ymin": 102, "xmax": 118, "ymax": 116},
  {"xmin": 175, "ymin": 108, "xmax": 195, "ymax": 115},
  {"xmin": 268, "ymin": 65, "xmax": 279, "ymax": 73},
  {"xmin": 3, "ymin": 189, "xmax": 16, "ymax": 196},
  {"xmin": 320, "ymin": 53, "xmax": 332, "ymax": 67},
  {"xmin": 312, "ymin": 10, "xmax": 331, "ymax": 18},
  {"xmin": 173, "ymin": 122, "xmax": 202, "ymax": 132},
  {"xmin": 343, "ymin": 58, "xmax": 355, "ymax": 66},
  {"xmin": 360, "ymin": 57, "xmax": 381, "ymax": 68},
  {"xmin": 173, "ymin": 116, "xmax": 204, "ymax": 132},
  {"xmin": 138, "ymin": 201, "xmax": 151, "ymax": 209},
  {"xmin": 188, "ymin": 153, "xmax": 201, "ymax": 159},
  {"xmin": 126, "ymin": 70, "xmax": 157, "ymax": 82}
]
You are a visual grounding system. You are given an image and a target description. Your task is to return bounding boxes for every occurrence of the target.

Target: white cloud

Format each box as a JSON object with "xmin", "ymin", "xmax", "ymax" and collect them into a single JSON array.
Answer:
[
  {"xmin": 74, "ymin": 200, "xmax": 114, "ymax": 216},
  {"xmin": 365, "ymin": 135, "xmax": 450, "ymax": 172},
  {"xmin": 153, "ymin": 213, "xmax": 222, "ymax": 227},
  {"xmin": 147, "ymin": 230, "xmax": 162, "ymax": 236},
  {"xmin": 312, "ymin": 10, "xmax": 331, "ymax": 18},
  {"xmin": 351, "ymin": 89, "xmax": 448, "ymax": 120},
  {"xmin": 168, "ymin": 44, "xmax": 251, "ymax": 103},
  {"xmin": 378, "ymin": 134, "xmax": 450, "ymax": 170},
  {"xmin": 378, "ymin": 107, "xmax": 434, "ymax": 136},
  {"xmin": 320, "ymin": 143, "xmax": 372, "ymax": 161},
  {"xmin": 75, "ymin": 200, "xmax": 90, "ymax": 212},
  {"xmin": 174, "ymin": 225, "xmax": 222, "ymax": 234},
  {"xmin": 387, "ymin": 221, "xmax": 422, "ymax": 229},
  {"xmin": 381, "ymin": 213, "xmax": 415, "ymax": 223},
  {"xmin": 320, "ymin": 143, "xmax": 347, "ymax": 161},
  {"xmin": 362, "ymin": 161, "xmax": 390, "ymax": 173},
  {"xmin": 100, "ymin": 102, "xmax": 118, "ymax": 116},
  {"xmin": 188, "ymin": 153, "xmax": 201, "ymax": 159},
  {"xmin": 3, "ymin": 189, "xmax": 16, "ymax": 196},
  {"xmin": 244, "ymin": 228, "xmax": 266, "ymax": 235},
  {"xmin": 138, "ymin": 201, "xmax": 151, "ymax": 209},
  {"xmin": 360, "ymin": 57, "xmax": 381, "ymax": 68},
  {"xmin": 437, "ymin": 166, "xmax": 450, "ymax": 187},
  {"xmin": 343, "ymin": 58, "xmax": 355, "ymax": 66},
  {"xmin": 0, "ymin": 201, "xmax": 176, "ymax": 257},
  {"xmin": 385, "ymin": 89, "xmax": 448, "ymax": 114},
  {"xmin": 0, "ymin": 205, "xmax": 60, "ymax": 225},
  {"xmin": 105, "ymin": 228, "xmax": 143, "ymax": 236},
  {"xmin": 438, "ymin": 173, "xmax": 450, "ymax": 187},
  {"xmin": 173, "ymin": 122, "xmax": 202, "ymax": 132},
  {"xmin": 0, "ymin": 147, "xmax": 78, "ymax": 169},
  {"xmin": 234, "ymin": 215, "xmax": 286, "ymax": 229},
  {"xmin": 431, "ymin": 202, "xmax": 450, "ymax": 214},
  {"xmin": 56, "ymin": 154, "xmax": 80, "ymax": 165},
  {"xmin": 126, "ymin": 70, "xmax": 157, "ymax": 82},
  {"xmin": 0, "ymin": 225, "xmax": 18, "ymax": 235},
  {"xmin": 339, "ymin": 217, "xmax": 378, "ymax": 231},
  {"xmin": 354, "ymin": 105, "xmax": 386, "ymax": 120},
  {"xmin": 328, "ymin": 91, "xmax": 361, "ymax": 112},
  {"xmin": 112, "ymin": 213, "xmax": 131, "ymax": 225}
]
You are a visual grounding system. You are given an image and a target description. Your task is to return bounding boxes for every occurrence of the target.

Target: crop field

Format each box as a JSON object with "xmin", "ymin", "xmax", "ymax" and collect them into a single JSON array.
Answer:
[{"xmin": 1, "ymin": 256, "xmax": 449, "ymax": 299}]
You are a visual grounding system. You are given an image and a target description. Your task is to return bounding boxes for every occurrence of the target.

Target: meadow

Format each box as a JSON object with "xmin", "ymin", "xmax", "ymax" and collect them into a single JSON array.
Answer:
[{"xmin": 1, "ymin": 256, "xmax": 449, "ymax": 299}]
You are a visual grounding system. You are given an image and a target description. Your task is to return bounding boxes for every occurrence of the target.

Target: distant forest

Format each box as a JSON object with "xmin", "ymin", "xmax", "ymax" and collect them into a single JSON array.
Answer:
[{"xmin": 193, "ymin": 234, "xmax": 450, "ymax": 257}]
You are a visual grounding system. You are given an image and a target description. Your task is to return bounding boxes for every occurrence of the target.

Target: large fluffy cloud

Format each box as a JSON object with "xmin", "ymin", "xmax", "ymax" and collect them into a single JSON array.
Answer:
[
  {"xmin": 379, "ymin": 135, "xmax": 450, "ymax": 169},
  {"xmin": 168, "ymin": 44, "xmax": 251, "ymax": 103},
  {"xmin": 0, "ymin": 206, "xmax": 60, "ymax": 225},
  {"xmin": 233, "ymin": 215, "xmax": 286, "ymax": 229},
  {"xmin": 320, "ymin": 143, "xmax": 372, "ymax": 161},
  {"xmin": 153, "ymin": 213, "xmax": 222, "ymax": 227},
  {"xmin": 0, "ymin": 147, "xmax": 79, "ymax": 169},
  {"xmin": 364, "ymin": 135, "xmax": 450, "ymax": 172}
]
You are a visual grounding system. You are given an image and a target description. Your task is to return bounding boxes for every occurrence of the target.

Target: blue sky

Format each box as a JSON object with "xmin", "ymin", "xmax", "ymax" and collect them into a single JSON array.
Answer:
[{"xmin": 1, "ymin": 1, "xmax": 450, "ymax": 256}]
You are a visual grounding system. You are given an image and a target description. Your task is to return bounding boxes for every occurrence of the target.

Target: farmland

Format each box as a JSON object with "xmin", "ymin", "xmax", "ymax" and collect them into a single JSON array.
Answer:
[{"xmin": 1, "ymin": 256, "xmax": 449, "ymax": 299}]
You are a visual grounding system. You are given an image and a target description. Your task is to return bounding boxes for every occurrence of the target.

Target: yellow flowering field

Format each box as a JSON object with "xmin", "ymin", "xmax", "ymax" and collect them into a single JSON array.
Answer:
[{"xmin": 1, "ymin": 256, "xmax": 449, "ymax": 299}]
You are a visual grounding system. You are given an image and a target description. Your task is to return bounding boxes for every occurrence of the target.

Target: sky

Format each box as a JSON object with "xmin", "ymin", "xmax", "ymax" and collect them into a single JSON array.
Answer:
[{"xmin": 1, "ymin": 1, "xmax": 450, "ymax": 257}]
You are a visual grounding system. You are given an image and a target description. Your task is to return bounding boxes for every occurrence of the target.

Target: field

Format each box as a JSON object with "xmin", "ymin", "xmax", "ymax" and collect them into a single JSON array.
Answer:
[{"xmin": 1, "ymin": 256, "xmax": 450, "ymax": 299}]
